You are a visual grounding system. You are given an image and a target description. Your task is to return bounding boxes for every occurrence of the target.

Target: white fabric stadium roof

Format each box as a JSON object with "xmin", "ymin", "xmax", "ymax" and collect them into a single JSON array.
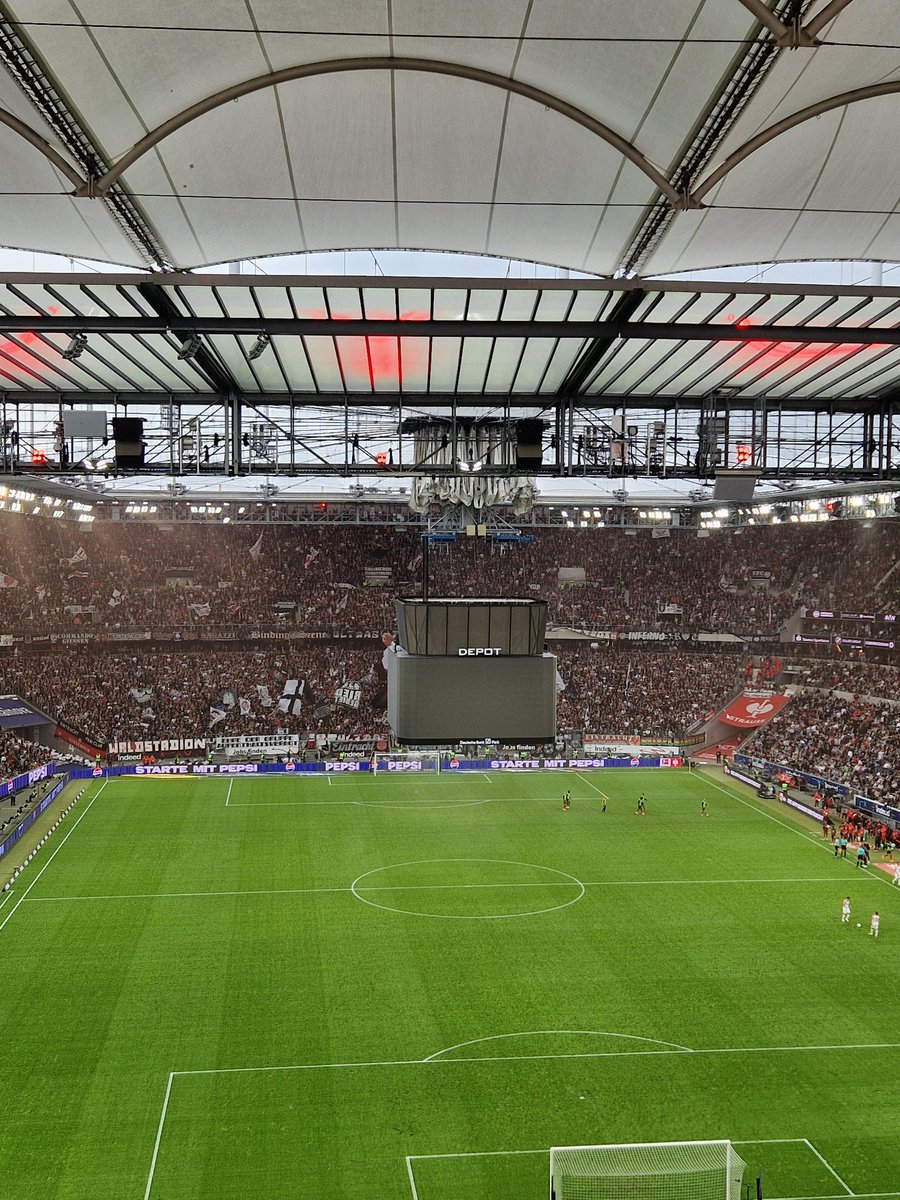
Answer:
[{"xmin": 0, "ymin": 1, "xmax": 898, "ymax": 275}]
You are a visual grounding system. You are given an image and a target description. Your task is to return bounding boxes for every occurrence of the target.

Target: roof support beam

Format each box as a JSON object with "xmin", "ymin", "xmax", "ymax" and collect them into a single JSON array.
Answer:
[
  {"xmin": 80, "ymin": 56, "xmax": 688, "ymax": 210},
  {"xmin": 804, "ymin": 0, "xmax": 857, "ymax": 41},
  {"xmin": 1, "ymin": 314, "xmax": 898, "ymax": 346},
  {"xmin": 556, "ymin": 289, "xmax": 647, "ymax": 395},
  {"xmin": 0, "ymin": 106, "xmax": 86, "ymax": 189},
  {"xmin": 691, "ymin": 78, "xmax": 900, "ymax": 202},
  {"xmin": 735, "ymin": 0, "xmax": 855, "ymax": 47}
]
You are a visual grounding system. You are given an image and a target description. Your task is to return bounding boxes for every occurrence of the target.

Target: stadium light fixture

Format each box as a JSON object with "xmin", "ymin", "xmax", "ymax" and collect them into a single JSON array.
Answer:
[
  {"xmin": 248, "ymin": 333, "xmax": 270, "ymax": 360},
  {"xmin": 176, "ymin": 333, "xmax": 203, "ymax": 360},
  {"xmin": 62, "ymin": 333, "xmax": 88, "ymax": 360}
]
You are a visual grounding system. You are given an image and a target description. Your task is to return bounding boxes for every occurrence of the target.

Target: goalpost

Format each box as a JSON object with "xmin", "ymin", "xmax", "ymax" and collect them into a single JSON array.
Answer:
[{"xmin": 549, "ymin": 1140, "xmax": 748, "ymax": 1200}]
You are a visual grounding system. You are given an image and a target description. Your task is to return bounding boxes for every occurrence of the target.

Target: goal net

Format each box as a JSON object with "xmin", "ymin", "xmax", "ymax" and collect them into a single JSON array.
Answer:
[{"xmin": 549, "ymin": 1140, "xmax": 747, "ymax": 1200}]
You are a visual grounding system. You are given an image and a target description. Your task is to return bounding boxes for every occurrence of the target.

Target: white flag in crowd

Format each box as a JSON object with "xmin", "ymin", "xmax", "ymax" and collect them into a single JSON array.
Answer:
[
  {"xmin": 190, "ymin": 601, "xmax": 211, "ymax": 618},
  {"xmin": 248, "ymin": 533, "xmax": 264, "ymax": 562},
  {"xmin": 0, "ymin": 573, "xmax": 18, "ymax": 588},
  {"xmin": 61, "ymin": 545, "xmax": 88, "ymax": 567},
  {"xmin": 35, "ymin": 585, "xmax": 46, "ymax": 602},
  {"xmin": 256, "ymin": 685, "xmax": 273, "ymax": 707},
  {"xmin": 209, "ymin": 706, "xmax": 226, "ymax": 727},
  {"xmin": 303, "ymin": 548, "xmax": 319, "ymax": 569},
  {"xmin": 130, "ymin": 687, "xmax": 153, "ymax": 704},
  {"xmin": 555, "ymin": 669, "xmax": 566, "ymax": 694},
  {"xmin": 277, "ymin": 678, "xmax": 306, "ymax": 715},
  {"xmin": 239, "ymin": 697, "xmax": 252, "ymax": 717},
  {"xmin": 334, "ymin": 591, "xmax": 349, "ymax": 613},
  {"xmin": 335, "ymin": 682, "xmax": 361, "ymax": 709},
  {"xmin": 222, "ymin": 689, "xmax": 236, "ymax": 709},
  {"xmin": 651, "ymin": 523, "xmax": 670, "ymax": 539},
  {"xmin": 108, "ymin": 589, "xmax": 125, "ymax": 607}
]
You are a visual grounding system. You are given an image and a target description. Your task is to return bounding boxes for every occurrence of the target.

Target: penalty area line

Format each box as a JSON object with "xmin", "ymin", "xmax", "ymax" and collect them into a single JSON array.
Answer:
[
  {"xmin": 143, "ymin": 1072, "xmax": 174, "ymax": 1200},
  {"xmin": 802, "ymin": 1138, "xmax": 854, "ymax": 1196}
]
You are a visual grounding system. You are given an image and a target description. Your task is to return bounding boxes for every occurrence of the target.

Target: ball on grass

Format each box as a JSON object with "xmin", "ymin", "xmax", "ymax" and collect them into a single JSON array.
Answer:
[{"xmin": 857, "ymin": 922, "xmax": 862, "ymax": 928}]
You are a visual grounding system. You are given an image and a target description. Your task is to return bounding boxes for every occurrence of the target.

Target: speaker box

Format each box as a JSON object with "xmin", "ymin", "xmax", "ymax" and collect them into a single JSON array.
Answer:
[
  {"xmin": 516, "ymin": 418, "xmax": 543, "ymax": 466},
  {"xmin": 712, "ymin": 469, "xmax": 762, "ymax": 502},
  {"xmin": 112, "ymin": 417, "xmax": 144, "ymax": 468}
]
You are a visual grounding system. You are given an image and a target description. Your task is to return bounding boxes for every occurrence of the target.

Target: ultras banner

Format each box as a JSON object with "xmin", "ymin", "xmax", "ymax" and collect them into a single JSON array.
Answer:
[{"xmin": 719, "ymin": 693, "xmax": 788, "ymax": 728}]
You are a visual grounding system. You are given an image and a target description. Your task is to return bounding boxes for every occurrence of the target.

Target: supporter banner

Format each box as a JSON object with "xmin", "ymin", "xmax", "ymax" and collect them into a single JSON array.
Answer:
[
  {"xmin": 556, "ymin": 629, "xmax": 767, "ymax": 645},
  {"xmin": 108, "ymin": 737, "xmax": 207, "ymax": 756},
  {"xmin": 56, "ymin": 725, "xmax": 102, "ymax": 758},
  {"xmin": 0, "ymin": 695, "xmax": 49, "ymax": 728},
  {"xmin": 6, "ymin": 626, "xmax": 385, "ymax": 649},
  {"xmin": 719, "ymin": 693, "xmax": 788, "ymax": 728}
]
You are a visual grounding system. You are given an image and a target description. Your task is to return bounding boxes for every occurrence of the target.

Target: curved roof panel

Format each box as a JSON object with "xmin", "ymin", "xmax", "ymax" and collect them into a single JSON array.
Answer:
[{"xmin": 0, "ymin": 1, "xmax": 898, "ymax": 272}]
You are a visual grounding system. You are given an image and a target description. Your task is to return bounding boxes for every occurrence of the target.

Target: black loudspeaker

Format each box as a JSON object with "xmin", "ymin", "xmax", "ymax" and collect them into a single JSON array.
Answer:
[
  {"xmin": 516, "ymin": 418, "xmax": 544, "ymax": 466},
  {"xmin": 112, "ymin": 417, "xmax": 145, "ymax": 468}
]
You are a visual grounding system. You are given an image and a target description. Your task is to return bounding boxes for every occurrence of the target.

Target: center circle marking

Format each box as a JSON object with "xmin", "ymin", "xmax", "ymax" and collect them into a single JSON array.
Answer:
[{"xmin": 350, "ymin": 857, "xmax": 585, "ymax": 920}]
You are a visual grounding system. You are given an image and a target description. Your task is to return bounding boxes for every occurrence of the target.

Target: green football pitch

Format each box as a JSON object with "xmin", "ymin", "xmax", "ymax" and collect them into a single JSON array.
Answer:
[{"xmin": 1, "ymin": 766, "xmax": 898, "ymax": 1200}]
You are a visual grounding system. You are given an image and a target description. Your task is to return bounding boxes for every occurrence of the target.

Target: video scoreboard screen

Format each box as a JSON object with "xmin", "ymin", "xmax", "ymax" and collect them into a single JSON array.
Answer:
[{"xmin": 388, "ymin": 598, "xmax": 556, "ymax": 743}]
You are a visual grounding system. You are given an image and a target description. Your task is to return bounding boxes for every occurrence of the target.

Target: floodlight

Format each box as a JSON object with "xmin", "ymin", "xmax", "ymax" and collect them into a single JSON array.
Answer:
[
  {"xmin": 248, "ymin": 333, "xmax": 270, "ymax": 360},
  {"xmin": 62, "ymin": 333, "xmax": 88, "ymax": 360},
  {"xmin": 176, "ymin": 333, "xmax": 202, "ymax": 360}
]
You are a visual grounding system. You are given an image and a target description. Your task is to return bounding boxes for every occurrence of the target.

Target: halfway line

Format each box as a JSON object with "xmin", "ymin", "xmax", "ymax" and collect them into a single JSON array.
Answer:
[
  {"xmin": 23, "ymin": 875, "xmax": 848, "ymax": 904},
  {"xmin": 174, "ymin": 1039, "xmax": 900, "ymax": 1077}
]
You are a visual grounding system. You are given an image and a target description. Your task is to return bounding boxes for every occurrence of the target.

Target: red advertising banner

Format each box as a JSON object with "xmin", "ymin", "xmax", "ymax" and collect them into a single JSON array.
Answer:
[{"xmin": 720, "ymin": 693, "xmax": 789, "ymax": 728}]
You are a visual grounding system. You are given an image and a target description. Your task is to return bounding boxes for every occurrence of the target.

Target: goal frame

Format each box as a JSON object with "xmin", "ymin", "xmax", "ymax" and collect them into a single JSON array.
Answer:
[{"xmin": 549, "ymin": 1138, "xmax": 745, "ymax": 1200}]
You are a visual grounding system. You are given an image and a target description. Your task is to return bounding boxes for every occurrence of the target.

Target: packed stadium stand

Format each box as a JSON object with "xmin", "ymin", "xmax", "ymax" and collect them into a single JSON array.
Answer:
[
  {"xmin": 0, "ymin": 730, "xmax": 52, "ymax": 780},
  {"xmin": 747, "ymin": 691, "xmax": 899, "ymax": 807},
  {"xmin": 0, "ymin": 510, "xmax": 897, "ymax": 780},
  {"xmin": 0, "ymin": 511, "xmax": 896, "ymax": 637}
]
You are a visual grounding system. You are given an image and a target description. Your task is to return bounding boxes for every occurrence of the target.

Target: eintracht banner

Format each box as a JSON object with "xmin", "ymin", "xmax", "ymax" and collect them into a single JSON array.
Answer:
[{"xmin": 720, "ymin": 693, "xmax": 789, "ymax": 728}]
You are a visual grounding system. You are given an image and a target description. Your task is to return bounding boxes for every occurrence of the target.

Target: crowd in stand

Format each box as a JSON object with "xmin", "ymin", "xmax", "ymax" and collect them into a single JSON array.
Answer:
[
  {"xmin": 0, "ymin": 731, "xmax": 52, "ymax": 780},
  {"xmin": 749, "ymin": 691, "xmax": 899, "ymax": 806},
  {"xmin": 0, "ymin": 512, "xmax": 897, "ymax": 788},
  {"xmin": 0, "ymin": 647, "xmax": 391, "ymax": 748},
  {"xmin": 799, "ymin": 660, "xmax": 900, "ymax": 701},
  {"xmin": 1, "ymin": 644, "xmax": 745, "ymax": 747},
  {"xmin": 1, "ymin": 511, "xmax": 896, "ymax": 638},
  {"xmin": 554, "ymin": 647, "xmax": 743, "ymax": 738}
]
